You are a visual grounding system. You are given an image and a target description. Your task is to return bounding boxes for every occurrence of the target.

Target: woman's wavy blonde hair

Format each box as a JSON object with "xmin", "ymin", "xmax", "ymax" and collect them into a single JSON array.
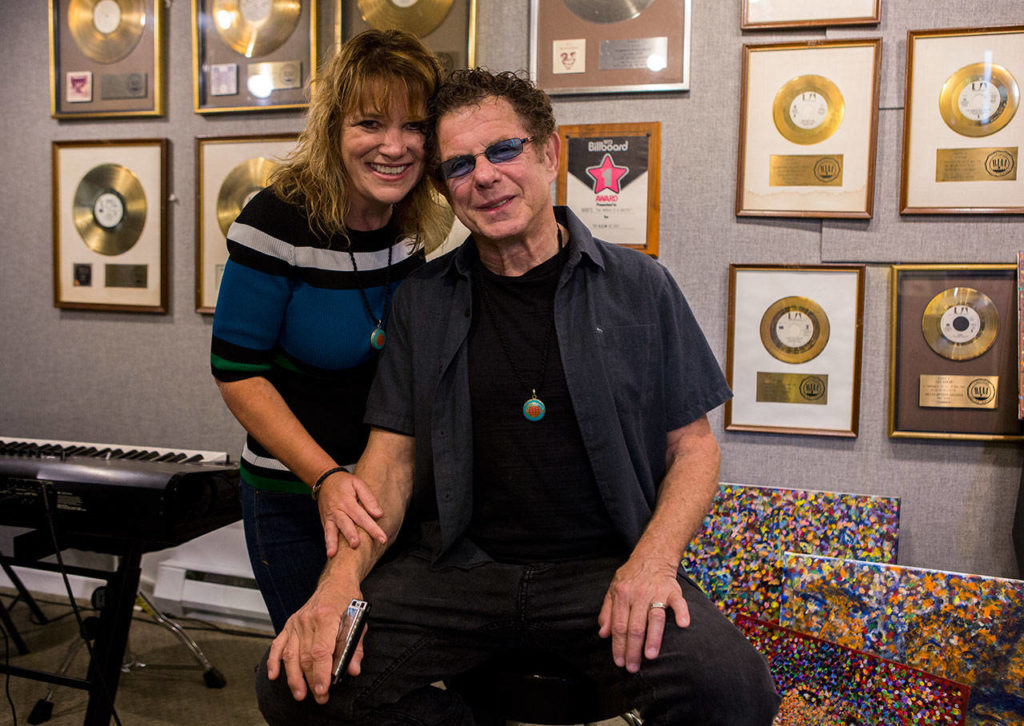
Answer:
[{"xmin": 271, "ymin": 29, "xmax": 451, "ymax": 250}]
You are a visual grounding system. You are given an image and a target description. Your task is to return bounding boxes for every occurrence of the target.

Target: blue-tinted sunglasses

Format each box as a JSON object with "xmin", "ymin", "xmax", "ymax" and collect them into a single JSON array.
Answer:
[{"xmin": 439, "ymin": 137, "xmax": 534, "ymax": 179}]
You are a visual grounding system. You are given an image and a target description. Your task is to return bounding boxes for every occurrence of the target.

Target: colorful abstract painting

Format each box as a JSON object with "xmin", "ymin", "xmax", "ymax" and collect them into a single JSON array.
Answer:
[
  {"xmin": 736, "ymin": 614, "xmax": 969, "ymax": 725},
  {"xmin": 681, "ymin": 483, "xmax": 900, "ymax": 621},
  {"xmin": 780, "ymin": 553, "xmax": 1024, "ymax": 725}
]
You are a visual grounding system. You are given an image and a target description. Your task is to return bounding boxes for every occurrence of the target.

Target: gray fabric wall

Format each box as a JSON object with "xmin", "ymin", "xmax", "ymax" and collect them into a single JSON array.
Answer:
[{"xmin": 1, "ymin": 1, "xmax": 1021, "ymax": 579}]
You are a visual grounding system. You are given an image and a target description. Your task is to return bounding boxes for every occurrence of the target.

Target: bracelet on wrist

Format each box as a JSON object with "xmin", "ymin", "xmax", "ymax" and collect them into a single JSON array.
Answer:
[{"xmin": 311, "ymin": 466, "xmax": 347, "ymax": 500}]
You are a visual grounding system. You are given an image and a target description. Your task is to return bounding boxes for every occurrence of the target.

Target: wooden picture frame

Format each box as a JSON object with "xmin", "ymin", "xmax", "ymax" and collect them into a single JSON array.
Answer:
[
  {"xmin": 725, "ymin": 264, "xmax": 865, "ymax": 437},
  {"xmin": 741, "ymin": 0, "xmax": 880, "ymax": 30},
  {"xmin": 49, "ymin": 0, "xmax": 164, "ymax": 118},
  {"xmin": 529, "ymin": 0, "xmax": 691, "ymax": 95},
  {"xmin": 195, "ymin": 134, "xmax": 298, "ymax": 313},
  {"xmin": 889, "ymin": 264, "xmax": 1024, "ymax": 440},
  {"xmin": 191, "ymin": 0, "xmax": 318, "ymax": 114},
  {"xmin": 53, "ymin": 139, "xmax": 168, "ymax": 313},
  {"xmin": 900, "ymin": 26, "xmax": 1024, "ymax": 215},
  {"xmin": 737, "ymin": 39, "xmax": 882, "ymax": 218},
  {"xmin": 556, "ymin": 122, "xmax": 660, "ymax": 256}
]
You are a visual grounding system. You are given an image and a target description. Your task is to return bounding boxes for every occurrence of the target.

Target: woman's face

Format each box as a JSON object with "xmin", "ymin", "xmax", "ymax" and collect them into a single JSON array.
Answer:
[{"xmin": 339, "ymin": 95, "xmax": 427, "ymax": 230}]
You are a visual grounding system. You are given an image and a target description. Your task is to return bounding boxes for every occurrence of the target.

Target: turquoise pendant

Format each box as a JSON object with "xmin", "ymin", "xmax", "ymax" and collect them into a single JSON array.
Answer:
[
  {"xmin": 370, "ymin": 327, "xmax": 387, "ymax": 350},
  {"xmin": 523, "ymin": 391, "xmax": 546, "ymax": 422}
]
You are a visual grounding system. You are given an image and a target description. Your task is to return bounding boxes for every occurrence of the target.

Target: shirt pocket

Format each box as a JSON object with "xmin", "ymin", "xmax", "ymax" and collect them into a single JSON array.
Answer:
[{"xmin": 594, "ymin": 323, "xmax": 655, "ymax": 422}]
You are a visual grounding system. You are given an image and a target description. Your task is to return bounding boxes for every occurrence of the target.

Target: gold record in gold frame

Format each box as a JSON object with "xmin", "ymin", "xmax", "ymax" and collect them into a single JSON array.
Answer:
[
  {"xmin": 772, "ymin": 74, "xmax": 845, "ymax": 145},
  {"xmin": 67, "ymin": 0, "xmax": 146, "ymax": 64},
  {"xmin": 72, "ymin": 163, "xmax": 147, "ymax": 256},
  {"xmin": 216, "ymin": 157, "xmax": 279, "ymax": 236},
  {"xmin": 211, "ymin": 0, "xmax": 301, "ymax": 58},
  {"xmin": 357, "ymin": 0, "xmax": 454, "ymax": 37},
  {"xmin": 921, "ymin": 287, "xmax": 998, "ymax": 361},
  {"xmin": 939, "ymin": 62, "xmax": 1020, "ymax": 137},
  {"xmin": 759, "ymin": 295, "xmax": 831, "ymax": 364}
]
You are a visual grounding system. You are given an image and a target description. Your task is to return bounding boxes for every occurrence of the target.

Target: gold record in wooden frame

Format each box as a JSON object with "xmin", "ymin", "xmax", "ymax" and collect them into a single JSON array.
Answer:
[
  {"xmin": 772, "ymin": 75, "xmax": 845, "ymax": 145},
  {"xmin": 759, "ymin": 295, "xmax": 831, "ymax": 364},
  {"xmin": 921, "ymin": 287, "xmax": 998, "ymax": 361},
  {"xmin": 72, "ymin": 162, "xmax": 147, "ymax": 256},
  {"xmin": 938, "ymin": 62, "xmax": 1020, "ymax": 137},
  {"xmin": 216, "ymin": 157, "xmax": 281, "ymax": 236}
]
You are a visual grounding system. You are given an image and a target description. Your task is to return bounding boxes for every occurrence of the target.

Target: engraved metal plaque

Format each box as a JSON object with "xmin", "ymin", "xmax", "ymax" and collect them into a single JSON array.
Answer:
[
  {"xmin": 935, "ymin": 147, "xmax": 1018, "ymax": 182},
  {"xmin": 919, "ymin": 374, "xmax": 998, "ymax": 409},
  {"xmin": 756, "ymin": 372, "xmax": 829, "ymax": 405},
  {"xmin": 248, "ymin": 61, "xmax": 302, "ymax": 92},
  {"xmin": 769, "ymin": 155, "xmax": 844, "ymax": 187},
  {"xmin": 599, "ymin": 37, "xmax": 668, "ymax": 71},
  {"xmin": 105, "ymin": 264, "xmax": 148, "ymax": 288}
]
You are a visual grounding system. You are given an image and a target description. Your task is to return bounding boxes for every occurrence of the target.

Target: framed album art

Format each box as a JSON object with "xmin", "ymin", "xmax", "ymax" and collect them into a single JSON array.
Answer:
[
  {"xmin": 901, "ymin": 26, "xmax": 1024, "ymax": 214},
  {"xmin": 740, "ymin": 0, "xmax": 880, "ymax": 30},
  {"xmin": 725, "ymin": 264, "xmax": 865, "ymax": 437},
  {"xmin": 529, "ymin": 0, "xmax": 691, "ymax": 95},
  {"xmin": 889, "ymin": 264, "xmax": 1024, "ymax": 440},
  {"xmin": 737, "ymin": 39, "xmax": 882, "ymax": 218},
  {"xmin": 53, "ymin": 139, "xmax": 168, "ymax": 313},
  {"xmin": 555, "ymin": 122, "xmax": 660, "ymax": 256},
  {"xmin": 196, "ymin": 134, "xmax": 298, "ymax": 313},
  {"xmin": 191, "ymin": 0, "xmax": 318, "ymax": 113},
  {"xmin": 337, "ymin": 0, "xmax": 476, "ymax": 72},
  {"xmin": 49, "ymin": 0, "xmax": 165, "ymax": 118}
]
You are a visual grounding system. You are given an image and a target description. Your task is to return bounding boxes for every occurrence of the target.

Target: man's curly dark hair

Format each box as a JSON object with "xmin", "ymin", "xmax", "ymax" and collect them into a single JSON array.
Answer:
[{"xmin": 426, "ymin": 69, "xmax": 555, "ymax": 183}]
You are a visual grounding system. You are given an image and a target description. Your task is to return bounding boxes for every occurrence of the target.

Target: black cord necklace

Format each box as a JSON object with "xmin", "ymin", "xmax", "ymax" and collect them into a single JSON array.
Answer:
[
  {"xmin": 348, "ymin": 241, "xmax": 394, "ymax": 351},
  {"xmin": 475, "ymin": 230, "xmax": 563, "ymax": 422}
]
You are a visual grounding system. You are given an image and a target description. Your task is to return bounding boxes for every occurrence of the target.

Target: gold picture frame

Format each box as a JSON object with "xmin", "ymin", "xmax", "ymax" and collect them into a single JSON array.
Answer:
[
  {"xmin": 529, "ymin": 0, "xmax": 691, "ymax": 95},
  {"xmin": 889, "ymin": 264, "xmax": 1023, "ymax": 440},
  {"xmin": 49, "ymin": 0, "xmax": 165, "ymax": 118},
  {"xmin": 900, "ymin": 26, "xmax": 1024, "ymax": 214},
  {"xmin": 725, "ymin": 264, "xmax": 865, "ymax": 437},
  {"xmin": 191, "ymin": 0, "xmax": 319, "ymax": 114},
  {"xmin": 195, "ymin": 134, "xmax": 299, "ymax": 313},
  {"xmin": 53, "ymin": 139, "xmax": 168, "ymax": 313},
  {"xmin": 741, "ymin": 0, "xmax": 880, "ymax": 30},
  {"xmin": 736, "ymin": 39, "xmax": 882, "ymax": 218},
  {"xmin": 556, "ymin": 122, "xmax": 660, "ymax": 257}
]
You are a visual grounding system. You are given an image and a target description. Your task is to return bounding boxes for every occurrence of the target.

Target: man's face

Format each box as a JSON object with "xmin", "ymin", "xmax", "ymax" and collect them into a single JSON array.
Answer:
[{"xmin": 435, "ymin": 96, "xmax": 558, "ymax": 246}]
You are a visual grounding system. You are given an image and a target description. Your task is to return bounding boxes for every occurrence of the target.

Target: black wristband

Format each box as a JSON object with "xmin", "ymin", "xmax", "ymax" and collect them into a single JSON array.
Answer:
[{"xmin": 311, "ymin": 466, "xmax": 347, "ymax": 500}]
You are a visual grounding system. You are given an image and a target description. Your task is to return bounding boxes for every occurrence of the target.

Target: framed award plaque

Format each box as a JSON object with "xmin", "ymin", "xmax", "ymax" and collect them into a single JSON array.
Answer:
[
  {"xmin": 555, "ymin": 122, "xmax": 660, "ymax": 256},
  {"xmin": 196, "ymin": 134, "xmax": 298, "ymax": 313},
  {"xmin": 337, "ymin": 0, "xmax": 476, "ymax": 73},
  {"xmin": 529, "ymin": 0, "xmax": 691, "ymax": 95},
  {"xmin": 741, "ymin": 0, "xmax": 880, "ymax": 30},
  {"xmin": 901, "ymin": 26, "xmax": 1024, "ymax": 214},
  {"xmin": 192, "ymin": 0, "xmax": 319, "ymax": 114},
  {"xmin": 726, "ymin": 264, "xmax": 865, "ymax": 437},
  {"xmin": 49, "ymin": 0, "xmax": 165, "ymax": 118},
  {"xmin": 737, "ymin": 39, "xmax": 882, "ymax": 218},
  {"xmin": 53, "ymin": 139, "xmax": 168, "ymax": 313},
  {"xmin": 890, "ymin": 264, "xmax": 1024, "ymax": 440}
]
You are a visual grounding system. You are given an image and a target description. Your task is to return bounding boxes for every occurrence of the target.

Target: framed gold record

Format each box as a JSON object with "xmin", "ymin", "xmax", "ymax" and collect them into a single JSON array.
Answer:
[
  {"xmin": 53, "ymin": 139, "xmax": 168, "ymax": 313},
  {"xmin": 49, "ymin": 0, "xmax": 165, "ymax": 118},
  {"xmin": 726, "ymin": 264, "xmax": 865, "ymax": 438},
  {"xmin": 192, "ymin": 0, "xmax": 319, "ymax": 113},
  {"xmin": 196, "ymin": 134, "xmax": 298, "ymax": 313},
  {"xmin": 741, "ymin": 0, "xmax": 880, "ymax": 30},
  {"xmin": 938, "ymin": 63, "xmax": 1020, "ymax": 138},
  {"xmin": 890, "ymin": 264, "xmax": 1023, "ymax": 440},
  {"xmin": 772, "ymin": 75, "xmax": 845, "ymax": 146}
]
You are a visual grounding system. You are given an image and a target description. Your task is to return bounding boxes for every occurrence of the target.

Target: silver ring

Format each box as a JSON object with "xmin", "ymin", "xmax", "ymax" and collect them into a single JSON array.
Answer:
[{"xmin": 649, "ymin": 601, "xmax": 666, "ymax": 611}]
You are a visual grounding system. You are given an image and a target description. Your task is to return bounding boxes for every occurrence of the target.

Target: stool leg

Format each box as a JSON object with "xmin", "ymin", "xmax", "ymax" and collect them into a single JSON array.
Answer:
[{"xmin": 134, "ymin": 590, "xmax": 226, "ymax": 688}]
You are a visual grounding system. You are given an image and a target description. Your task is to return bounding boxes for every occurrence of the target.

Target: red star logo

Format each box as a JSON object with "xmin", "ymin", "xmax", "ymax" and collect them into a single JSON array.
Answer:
[{"xmin": 586, "ymin": 153, "xmax": 629, "ymax": 194}]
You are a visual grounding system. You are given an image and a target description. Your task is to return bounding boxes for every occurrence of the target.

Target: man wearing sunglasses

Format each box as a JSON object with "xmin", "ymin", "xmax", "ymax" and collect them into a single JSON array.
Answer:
[{"xmin": 258, "ymin": 69, "xmax": 779, "ymax": 725}]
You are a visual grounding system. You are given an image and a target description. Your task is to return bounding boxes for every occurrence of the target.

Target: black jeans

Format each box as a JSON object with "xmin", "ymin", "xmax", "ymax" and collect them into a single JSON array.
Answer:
[{"xmin": 256, "ymin": 549, "xmax": 780, "ymax": 725}]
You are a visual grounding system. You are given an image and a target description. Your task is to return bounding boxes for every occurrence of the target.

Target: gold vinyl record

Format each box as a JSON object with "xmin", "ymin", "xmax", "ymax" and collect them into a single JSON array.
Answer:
[
  {"xmin": 358, "ymin": 0, "xmax": 454, "ymax": 37},
  {"xmin": 560, "ymin": 0, "xmax": 655, "ymax": 24},
  {"xmin": 216, "ymin": 157, "xmax": 279, "ymax": 236},
  {"xmin": 72, "ymin": 163, "xmax": 147, "ymax": 256},
  {"xmin": 212, "ymin": 0, "xmax": 301, "ymax": 58},
  {"xmin": 67, "ymin": 0, "xmax": 146, "ymax": 64},
  {"xmin": 939, "ymin": 62, "xmax": 1020, "ymax": 137},
  {"xmin": 772, "ymin": 75, "xmax": 845, "ymax": 145},
  {"xmin": 922, "ymin": 287, "xmax": 998, "ymax": 361},
  {"xmin": 760, "ymin": 296, "xmax": 830, "ymax": 364}
]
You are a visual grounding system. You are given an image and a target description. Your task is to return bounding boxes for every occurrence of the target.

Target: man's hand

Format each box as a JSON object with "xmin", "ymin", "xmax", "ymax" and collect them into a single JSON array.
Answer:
[
  {"xmin": 597, "ymin": 558, "xmax": 689, "ymax": 673},
  {"xmin": 266, "ymin": 577, "xmax": 363, "ymax": 704},
  {"xmin": 317, "ymin": 469, "xmax": 387, "ymax": 556}
]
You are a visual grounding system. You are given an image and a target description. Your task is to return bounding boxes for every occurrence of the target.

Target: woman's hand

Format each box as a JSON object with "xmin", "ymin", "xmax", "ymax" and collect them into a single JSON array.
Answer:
[{"xmin": 316, "ymin": 469, "xmax": 388, "ymax": 556}]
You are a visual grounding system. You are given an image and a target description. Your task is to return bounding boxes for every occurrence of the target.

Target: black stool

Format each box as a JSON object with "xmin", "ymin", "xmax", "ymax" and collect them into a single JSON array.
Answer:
[{"xmin": 446, "ymin": 650, "xmax": 643, "ymax": 726}]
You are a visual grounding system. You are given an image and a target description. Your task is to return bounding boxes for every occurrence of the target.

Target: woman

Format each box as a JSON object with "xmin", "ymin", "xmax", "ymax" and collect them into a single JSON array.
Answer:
[{"xmin": 211, "ymin": 30, "xmax": 449, "ymax": 633}]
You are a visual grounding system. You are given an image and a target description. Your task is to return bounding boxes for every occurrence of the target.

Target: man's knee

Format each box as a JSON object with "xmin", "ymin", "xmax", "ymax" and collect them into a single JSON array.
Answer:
[{"xmin": 255, "ymin": 651, "xmax": 347, "ymax": 726}]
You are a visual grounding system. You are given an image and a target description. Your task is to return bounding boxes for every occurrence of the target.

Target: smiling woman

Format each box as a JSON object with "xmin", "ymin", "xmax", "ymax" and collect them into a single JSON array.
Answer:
[{"xmin": 209, "ymin": 30, "xmax": 450, "ymax": 634}]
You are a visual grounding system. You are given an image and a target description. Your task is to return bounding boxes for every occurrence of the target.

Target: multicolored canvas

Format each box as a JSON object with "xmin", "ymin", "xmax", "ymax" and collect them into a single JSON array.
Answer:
[
  {"xmin": 736, "ymin": 614, "xmax": 969, "ymax": 725},
  {"xmin": 780, "ymin": 553, "xmax": 1024, "ymax": 725},
  {"xmin": 681, "ymin": 483, "xmax": 900, "ymax": 621}
]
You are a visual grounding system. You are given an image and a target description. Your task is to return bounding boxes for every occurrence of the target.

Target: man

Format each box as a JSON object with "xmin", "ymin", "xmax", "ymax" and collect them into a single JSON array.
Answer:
[{"xmin": 257, "ymin": 69, "xmax": 779, "ymax": 725}]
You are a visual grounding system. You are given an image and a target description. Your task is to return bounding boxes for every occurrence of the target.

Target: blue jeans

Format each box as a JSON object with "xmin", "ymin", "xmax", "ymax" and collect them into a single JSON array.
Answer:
[
  {"xmin": 241, "ymin": 485, "xmax": 327, "ymax": 633},
  {"xmin": 255, "ymin": 548, "xmax": 780, "ymax": 725}
]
